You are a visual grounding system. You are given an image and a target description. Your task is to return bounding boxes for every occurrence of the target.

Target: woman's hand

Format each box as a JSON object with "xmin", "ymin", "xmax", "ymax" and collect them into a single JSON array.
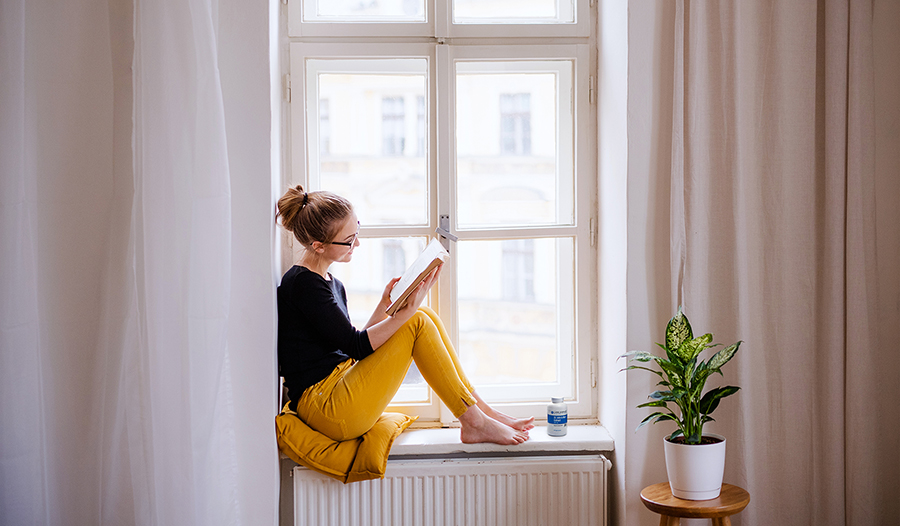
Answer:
[
  {"xmin": 364, "ymin": 277, "xmax": 401, "ymax": 330},
  {"xmin": 398, "ymin": 264, "xmax": 442, "ymax": 314},
  {"xmin": 366, "ymin": 264, "xmax": 443, "ymax": 349},
  {"xmin": 380, "ymin": 277, "xmax": 401, "ymax": 307}
]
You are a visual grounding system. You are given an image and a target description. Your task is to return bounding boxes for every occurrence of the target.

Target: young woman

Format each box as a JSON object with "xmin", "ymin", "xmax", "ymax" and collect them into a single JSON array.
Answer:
[{"xmin": 276, "ymin": 185, "xmax": 534, "ymax": 445}]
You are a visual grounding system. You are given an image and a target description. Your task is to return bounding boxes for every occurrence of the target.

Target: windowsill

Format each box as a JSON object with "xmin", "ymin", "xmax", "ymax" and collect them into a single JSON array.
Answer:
[
  {"xmin": 389, "ymin": 424, "xmax": 614, "ymax": 459},
  {"xmin": 279, "ymin": 424, "xmax": 614, "ymax": 476}
]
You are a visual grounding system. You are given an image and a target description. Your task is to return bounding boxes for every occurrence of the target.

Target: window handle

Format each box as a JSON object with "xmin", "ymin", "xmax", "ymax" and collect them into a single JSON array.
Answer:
[
  {"xmin": 435, "ymin": 214, "xmax": 458, "ymax": 248},
  {"xmin": 435, "ymin": 226, "xmax": 458, "ymax": 242}
]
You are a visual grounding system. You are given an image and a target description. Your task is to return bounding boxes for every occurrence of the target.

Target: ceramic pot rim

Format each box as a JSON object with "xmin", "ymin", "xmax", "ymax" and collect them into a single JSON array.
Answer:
[{"xmin": 664, "ymin": 432, "xmax": 726, "ymax": 446}]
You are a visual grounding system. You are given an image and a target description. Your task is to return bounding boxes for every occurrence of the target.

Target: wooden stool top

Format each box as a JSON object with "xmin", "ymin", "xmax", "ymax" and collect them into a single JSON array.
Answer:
[{"xmin": 640, "ymin": 483, "xmax": 750, "ymax": 519}]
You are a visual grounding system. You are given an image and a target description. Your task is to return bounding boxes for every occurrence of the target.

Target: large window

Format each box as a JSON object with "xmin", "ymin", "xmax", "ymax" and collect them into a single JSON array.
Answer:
[{"xmin": 287, "ymin": 0, "xmax": 595, "ymax": 423}]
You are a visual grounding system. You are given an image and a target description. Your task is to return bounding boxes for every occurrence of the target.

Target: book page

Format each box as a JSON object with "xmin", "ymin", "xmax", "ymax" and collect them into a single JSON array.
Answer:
[{"xmin": 386, "ymin": 238, "xmax": 450, "ymax": 316}]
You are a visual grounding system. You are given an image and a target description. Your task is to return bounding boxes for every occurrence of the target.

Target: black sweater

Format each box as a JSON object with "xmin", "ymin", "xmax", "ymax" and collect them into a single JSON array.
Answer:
[{"xmin": 277, "ymin": 266, "xmax": 374, "ymax": 410}]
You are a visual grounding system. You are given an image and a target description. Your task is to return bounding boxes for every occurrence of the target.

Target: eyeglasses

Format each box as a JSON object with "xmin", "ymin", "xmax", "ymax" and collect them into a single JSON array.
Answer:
[{"xmin": 327, "ymin": 222, "xmax": 359, "ymax": 247}]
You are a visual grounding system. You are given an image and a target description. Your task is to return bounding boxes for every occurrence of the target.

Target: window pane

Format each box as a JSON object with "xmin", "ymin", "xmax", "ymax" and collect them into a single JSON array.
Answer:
[
  {"xmin": 455, "ymin": 61, "xmax": 574, "ymax": 228},
  {"xmin": 456, "ymin": 237, "xmax": 575, "ymax": 401},
  {"xmin": 454, "ymin": 0, "xmax": 575, "ymax": 24},
  {"xmin": 309, "ymin": 59, "xmax": 428, "ymax": 226},
  {"xmin": 334, "ymin": 236, "xmax": 429, "ymax": 401},
  {"xmin": 304, "ymin": 0, "xmax": 425, "ymax": 22}
]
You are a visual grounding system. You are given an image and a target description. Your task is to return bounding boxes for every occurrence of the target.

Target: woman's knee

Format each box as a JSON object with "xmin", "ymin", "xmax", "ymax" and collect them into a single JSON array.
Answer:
[
  {"xmin": 418, "ymin": 305, "xmax": 438, "ymax": 319},
  {"xmin": 407, "ymin": 309, "xmax": 431, "ymax": 330}
]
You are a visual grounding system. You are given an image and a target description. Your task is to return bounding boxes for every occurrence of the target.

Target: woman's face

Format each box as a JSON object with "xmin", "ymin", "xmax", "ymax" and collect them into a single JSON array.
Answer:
[{"xmin": 324, "ymin": 212, "xmax": 360, "ymax": 264}]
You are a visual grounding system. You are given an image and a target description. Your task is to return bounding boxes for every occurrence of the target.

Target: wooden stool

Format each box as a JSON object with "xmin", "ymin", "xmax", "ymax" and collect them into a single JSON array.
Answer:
[{"xmin": 640, "ymin": 483, "xmax": 750, "ymax": 526}]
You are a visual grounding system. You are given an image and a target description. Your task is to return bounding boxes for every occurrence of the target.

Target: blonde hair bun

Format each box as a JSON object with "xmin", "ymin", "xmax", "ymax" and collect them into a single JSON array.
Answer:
[{"xmin": 276, "ymin": 185, "xmax": 353, "ymax": 247}]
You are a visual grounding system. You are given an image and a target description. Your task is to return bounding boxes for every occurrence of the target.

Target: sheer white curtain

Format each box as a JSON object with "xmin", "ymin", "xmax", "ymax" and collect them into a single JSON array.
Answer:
[
  {"xmin": 0, "ymin": 0, "xmax": 278, "ymax": 524},
  {"xmin": 626, "ymin": 1, "xmax": 900, "ymax": 525}
]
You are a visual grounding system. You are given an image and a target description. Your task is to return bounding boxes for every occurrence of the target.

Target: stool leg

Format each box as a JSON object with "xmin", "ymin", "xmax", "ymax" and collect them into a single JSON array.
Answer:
[
  {"xmin": 659, "ymin": 516, "xmax": 680, "ymax": 526},
  {"xmin": 711, "ymin": 517, "xmax": 731, "ymax": 526}
]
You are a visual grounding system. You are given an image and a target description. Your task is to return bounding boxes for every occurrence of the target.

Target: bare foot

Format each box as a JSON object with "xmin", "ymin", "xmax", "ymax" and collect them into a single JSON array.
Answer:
[
  {"xmin": 472, "ymin": 392, "xmax": 535, "ymax": 432},
  {"xmin": 459, "ymin": 405, "xmax": 529, "ymax": 445},
  {"xmin": 484, "ymin": 410, "xmax": 535, "ymax": 432}
]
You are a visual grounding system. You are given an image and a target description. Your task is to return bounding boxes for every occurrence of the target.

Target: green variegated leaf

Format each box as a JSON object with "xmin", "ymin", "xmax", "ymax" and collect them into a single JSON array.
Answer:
[
  {"xmin": 649, "ymin": 390, "xmax": 678, "ymax": 402},
  {"xmin": 636, "ymin": 412, "xmax": 680, "ymax": 432},
  {"xmin": 668, "ymin": 429, "xmax": 684, "ymax": 440},
  {"xmin": 699, "ymin": 385, "xmax": 740, "ymax": 415},
  {"xmin": 653, "ymin": 413, "xmax": 679, "ymax": 424},
  {"xmin": 637, "ymin": 400, "xmax": 668, "ymax": 408},
  {"xmin": 674, "ymin": 342, "xmax": 691, "ymax": 362},
  {"xmin": 689, "ymin": 364, "xmax": 711, "ymax": 399},
  {"xmin": 656, "ymin": 360, "xmax": 684, "ymax": 388},
  {"xmin": 636, "ymin": 412, "xmax": 665, "ymax": 430},
  {"xmin": 690, "ymin": 358, "xmax": 706, "ymax": 379},
  {"xmin": 620, "ymin": 350, "xmax": 654, "ymax": 362},
  {"xmin": 662, "ymin": 343, "xmax": 681, "ymax": 365},
  {"xmin": 665, "ymin": 307, "xmax": 693, "ymax": 352},
  {"xmin": 636, "ymin": 411, "xmax": 677, "ymax": 431},
  {"xmin": 681, "ymin": 333, "xmax": 712, "ymax": 361},
  {"xmin": 691, "ymin": 362, "xmax": 711, "ymax": 391},
  {"xmin": 655, "ymin": 354, "xmax": 682, "ymax": 373},
  {"xmin": 690, "ymin": 378, "xmax": 707, "ymax": 400},
  {"xmin": 708, "ymin": 341, "xmax": 741, "ymax": 373},
  {"xmin": 683, "ymin": 357, "xmax": 697, "ymax": 388}
]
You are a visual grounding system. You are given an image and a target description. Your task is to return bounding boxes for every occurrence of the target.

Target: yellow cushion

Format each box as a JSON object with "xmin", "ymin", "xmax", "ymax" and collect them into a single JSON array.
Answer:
[{"xmin": 275, "ymin": 403, "xmax": 416, "ymax": 484}]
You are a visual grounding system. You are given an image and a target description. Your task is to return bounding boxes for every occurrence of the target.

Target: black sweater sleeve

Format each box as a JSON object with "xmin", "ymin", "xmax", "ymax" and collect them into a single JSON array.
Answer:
[{"xmin": 277, "ymin": 266, "xmax": 374, "ymax": 407}]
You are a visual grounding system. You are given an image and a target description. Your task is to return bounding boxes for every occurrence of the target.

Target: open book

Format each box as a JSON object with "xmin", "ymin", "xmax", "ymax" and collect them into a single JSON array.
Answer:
[{"xmin": 386, "ymin": 238, "xmax": 450, "ymax": 316}]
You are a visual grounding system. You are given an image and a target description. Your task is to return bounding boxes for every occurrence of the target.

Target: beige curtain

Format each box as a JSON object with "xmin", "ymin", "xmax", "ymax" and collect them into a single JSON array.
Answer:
[{"xmin": 626, "ymin": 1, "xmax": 900, "ymax": 524}]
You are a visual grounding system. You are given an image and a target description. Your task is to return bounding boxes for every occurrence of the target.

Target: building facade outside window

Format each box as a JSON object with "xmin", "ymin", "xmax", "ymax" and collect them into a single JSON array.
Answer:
[
  {"xmin": 416, "ymin": 95, "xmax": 426, "ymax": 157},
  {"xmin": 501, "ymin": 238, "xmax": 535, "ymax": 302},
  {"xmin": 499, "ymin": 93, "xmax": 531, "ymax": 156},
  {"xmin": 382, "ymin": 239, "xmax": 407, "ymax": 284},
  {"xmin": 319, "ymin": 98, "xmax": 330, "ymax": 155},
  {"xmin": 381, "ymin": 96, "xmax": 406, "ymax": 156}
]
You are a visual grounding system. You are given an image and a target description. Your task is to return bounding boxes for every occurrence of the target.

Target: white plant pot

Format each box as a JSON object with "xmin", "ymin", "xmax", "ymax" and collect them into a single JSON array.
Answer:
[{"xmin": 663, "ymin": 433, "xmax": 726, "ymax": 500}]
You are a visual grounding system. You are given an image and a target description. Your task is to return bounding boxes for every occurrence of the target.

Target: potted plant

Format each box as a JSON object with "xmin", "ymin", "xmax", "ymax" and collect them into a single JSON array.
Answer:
[{"xmin": 621, "ymin": 307, "xmax": 741, "ymax": 500}]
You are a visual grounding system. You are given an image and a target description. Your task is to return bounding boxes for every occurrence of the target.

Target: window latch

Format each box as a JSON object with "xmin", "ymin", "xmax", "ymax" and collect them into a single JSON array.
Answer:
[{"xmin": 435, "ymin": 214, "xmax": 458, "ymax": 248}]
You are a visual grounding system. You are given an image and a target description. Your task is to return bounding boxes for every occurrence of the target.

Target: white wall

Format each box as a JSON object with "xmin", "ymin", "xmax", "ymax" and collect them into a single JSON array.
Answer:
[
  {"xmin": 623, "ymin": 2, "xmax": 677, "ymax": 525},
  {"xmin": 595, "ymin": 0, "xmax": 629, "ymax": 525}
]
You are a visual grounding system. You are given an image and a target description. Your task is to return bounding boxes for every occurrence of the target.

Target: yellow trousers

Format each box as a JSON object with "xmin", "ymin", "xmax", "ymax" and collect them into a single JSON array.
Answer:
[{"xmin": 296, "ymin": 306, "xmax": 477, "ymax": 441}]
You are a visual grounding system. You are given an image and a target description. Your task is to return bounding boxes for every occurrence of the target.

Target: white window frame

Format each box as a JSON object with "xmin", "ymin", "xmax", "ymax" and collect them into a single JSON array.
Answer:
[
  {"xmin": 286, "ymin": 3, "xmax": 596, "ymax": 424},
  {"xmin": 289, "ymin": 0, "xmax": 589, "ymax": 39},
  {"xmin": 288, "ymin": 1, "xmax": 433, "ymax": 38},
  {"xmin": 435, "ymin": 0, "xmax": 590, "ymax": 38}
]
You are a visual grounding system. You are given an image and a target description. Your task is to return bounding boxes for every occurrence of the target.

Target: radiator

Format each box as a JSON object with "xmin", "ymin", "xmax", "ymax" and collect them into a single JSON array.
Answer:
[{"xmin": 285, "ymin": 455, "xmax": 611, "ymax": 526}]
